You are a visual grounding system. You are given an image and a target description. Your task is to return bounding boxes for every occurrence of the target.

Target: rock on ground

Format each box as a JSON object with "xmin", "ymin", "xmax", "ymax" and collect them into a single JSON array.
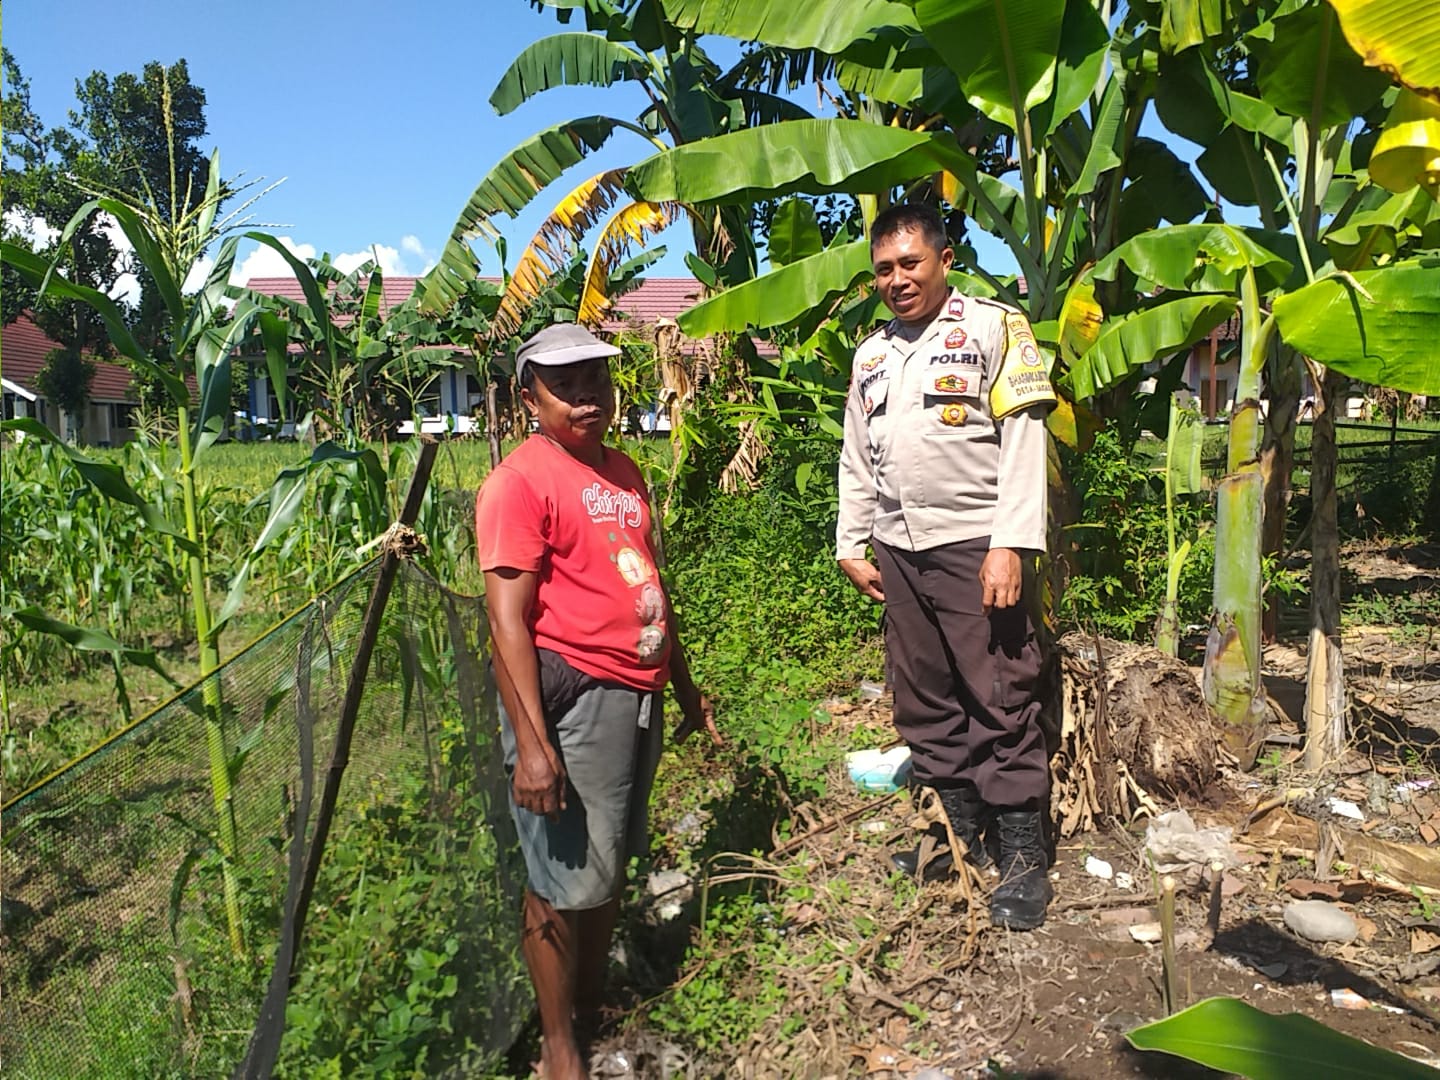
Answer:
[{"xmin": 1283, "ymin": 900, "xmax": 1359, "ymax": 943}]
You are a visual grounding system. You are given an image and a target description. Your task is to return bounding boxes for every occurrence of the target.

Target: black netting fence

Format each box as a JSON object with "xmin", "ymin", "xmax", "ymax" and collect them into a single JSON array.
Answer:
[{"xmin": 1, "ymin": 559, "xmax": 529, "ymax": 1078}]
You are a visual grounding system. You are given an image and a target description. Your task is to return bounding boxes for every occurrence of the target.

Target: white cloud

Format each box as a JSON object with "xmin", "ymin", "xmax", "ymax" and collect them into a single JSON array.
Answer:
[
  {"xmin": 2, "ymin": 208, "xmax": 60, "ymax": 248},
  {"xmin": 230, "ymin": 236, "xmax": 318, "ymax": 285},
  {"xmin": 400, "ymin": 234, "xmax": 425, "ymax": 257}
]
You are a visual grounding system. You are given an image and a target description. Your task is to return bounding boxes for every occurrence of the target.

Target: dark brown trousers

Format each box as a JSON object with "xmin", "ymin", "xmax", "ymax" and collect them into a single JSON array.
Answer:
[{"xmin": 874, "ymin": 537, "xmax": 1049, "ymax": 808}]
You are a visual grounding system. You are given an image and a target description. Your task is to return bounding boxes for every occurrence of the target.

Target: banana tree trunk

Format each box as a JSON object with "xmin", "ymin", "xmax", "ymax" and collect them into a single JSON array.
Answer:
[
  {"xmin": 1203, "ymin": 269, "xmax": 1273, "ymax": 769},
  {"xmin": 1304, "ymin": 366, "xmax": 1346, "ymax": 770},
  {"xmin": 1261, "ymin": 347, "xmax": 1302, "ymax": 642}
]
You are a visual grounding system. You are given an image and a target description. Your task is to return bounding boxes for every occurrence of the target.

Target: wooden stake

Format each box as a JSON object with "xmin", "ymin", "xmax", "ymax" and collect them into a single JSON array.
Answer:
[
  {"xmin": 1207, "ymin": 860, "xmax": 1225, "ymax": 937},
  {"xmin": 1161, "ymin": 875, "xmax": 1180, "ymax": 1015}
]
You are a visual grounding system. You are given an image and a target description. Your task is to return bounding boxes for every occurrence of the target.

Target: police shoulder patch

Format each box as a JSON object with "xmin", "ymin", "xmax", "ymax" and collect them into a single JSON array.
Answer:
[{"xmin": 990, "ymin": 308, "xmax": 1055, "ymax": 420}]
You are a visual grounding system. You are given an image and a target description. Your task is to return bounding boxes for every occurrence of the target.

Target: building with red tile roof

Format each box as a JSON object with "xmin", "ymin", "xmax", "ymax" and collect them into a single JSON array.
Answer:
[{"xmin": 1, "ymin": 313, "xmax": 141, "ymax": 445}]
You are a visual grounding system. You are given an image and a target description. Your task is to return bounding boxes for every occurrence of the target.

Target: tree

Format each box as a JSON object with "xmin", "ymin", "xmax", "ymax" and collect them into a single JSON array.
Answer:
[
  {"xmin": 1, "ymin": 53, "xmax": 213, "ymax": 352},
  {"xmin": 33, "ymin": 346, "xmax": 96, "ymax": 441}
]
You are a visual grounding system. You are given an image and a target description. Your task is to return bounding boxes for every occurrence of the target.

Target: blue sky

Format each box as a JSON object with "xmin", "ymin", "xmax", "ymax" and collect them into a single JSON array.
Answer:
[
  {"xmin": 6, "ymin": 0, "xmax": 1222, "ymax": 292},
  {"xmin": 4, "ymin": 0, "xmax": 716, "ymax": 284}
]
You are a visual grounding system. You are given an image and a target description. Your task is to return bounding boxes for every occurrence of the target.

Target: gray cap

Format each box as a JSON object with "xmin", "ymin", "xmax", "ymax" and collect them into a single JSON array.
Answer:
[{"xmin": 515, "ymin": 323, "xmax": 620, "ymax": 385}]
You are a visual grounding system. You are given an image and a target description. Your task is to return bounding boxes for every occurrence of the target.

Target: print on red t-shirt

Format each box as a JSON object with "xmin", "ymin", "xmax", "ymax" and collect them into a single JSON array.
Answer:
[{"xmin": 474, "ymin": 436, "xmax": 671, "ymax": 692}]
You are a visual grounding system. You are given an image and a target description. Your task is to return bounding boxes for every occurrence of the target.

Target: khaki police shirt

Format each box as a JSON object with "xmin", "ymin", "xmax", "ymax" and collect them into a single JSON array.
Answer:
[{"xmin": 836, "ymin": 288, "xmax": 1056, "ymax": 560}]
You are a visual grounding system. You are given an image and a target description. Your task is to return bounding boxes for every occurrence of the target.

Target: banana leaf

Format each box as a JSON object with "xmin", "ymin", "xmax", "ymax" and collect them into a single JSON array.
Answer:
[
  {"xmin": 1272, "ymin": 258, "xmax": 1440, "ymax": 395},
  {"xmin": 490, "ymin": 33, "xmax": 648, "ymax": 115}
]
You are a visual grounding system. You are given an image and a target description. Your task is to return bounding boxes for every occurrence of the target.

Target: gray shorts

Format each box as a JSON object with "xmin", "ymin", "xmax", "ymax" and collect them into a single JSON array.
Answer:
[{"xmin": 500, "ymin": 676, "xmax": 663, "ymax": 910}]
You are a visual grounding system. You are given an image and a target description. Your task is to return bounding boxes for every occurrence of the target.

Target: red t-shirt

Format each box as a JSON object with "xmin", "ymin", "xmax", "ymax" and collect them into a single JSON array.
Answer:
[{"xmin": 474, "ymin": 435, "xmax": 671, "ymax": 691}]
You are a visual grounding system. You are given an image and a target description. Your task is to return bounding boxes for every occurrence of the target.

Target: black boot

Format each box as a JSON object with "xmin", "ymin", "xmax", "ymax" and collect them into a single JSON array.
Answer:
[
  {"xmin": 990, "ymin": 807, "xmax": 1052, "ymax": 930},
  {"xmin": 892, "ymin": 785, "xmax": 992, "ymax": 880}
]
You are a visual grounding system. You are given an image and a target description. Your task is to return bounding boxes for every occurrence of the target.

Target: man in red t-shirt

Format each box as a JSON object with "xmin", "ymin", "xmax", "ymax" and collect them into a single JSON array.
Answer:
[{"xmin": 475, "ymin": 323, "xmax": 716, "ymax": 1080}]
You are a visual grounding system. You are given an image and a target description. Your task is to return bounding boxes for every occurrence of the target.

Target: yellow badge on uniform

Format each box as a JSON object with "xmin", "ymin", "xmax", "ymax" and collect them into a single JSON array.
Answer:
[
  {"xmin": 933, "ymin": 373, "xmax": 970, "ymax": 394},
  {"xmin": 938, "ymin": 403, "xmax": 967, "ymax": 426},
  {"xmin": 990, "ymin": 311, "xmax": 1056, "ymax": 420},
  {"xmin": 944, "ymin": 327, "xmax": 967, "ymax": 349}
]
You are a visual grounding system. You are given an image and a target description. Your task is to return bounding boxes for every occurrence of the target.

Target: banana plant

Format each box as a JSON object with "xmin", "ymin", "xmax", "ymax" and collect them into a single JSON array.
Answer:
[
  {"xmin": 417, "ymin": 0, "xmax": 818, "ymax": 319},
  {"xmin": 1155, "ymin": 392, "xmax": 1204, "ymax": 657}
]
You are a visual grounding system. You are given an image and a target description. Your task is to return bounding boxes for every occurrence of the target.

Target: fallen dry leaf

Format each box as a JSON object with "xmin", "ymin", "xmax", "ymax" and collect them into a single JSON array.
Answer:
[
  {"xmin": 1412, "ymin": 928, "xmax": 1440, "ymax": 955},
  {"xmin": 1287, "ymin": 879, "xmax": 1343, "ymax": 901},
  {"xmin": 1354, "ymin": 913, "xmax": 1379, "ymax": 943},
  {"xmin": 1423, "ymin": 824, "xmax": 1438, "ymax": 845},
  {"xmin": 852, "ymin": 1042, "xmax": 920, "ymax": 1076}
]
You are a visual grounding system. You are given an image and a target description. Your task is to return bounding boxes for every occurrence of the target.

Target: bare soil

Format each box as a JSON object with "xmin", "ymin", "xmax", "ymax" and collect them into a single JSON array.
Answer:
[{"xmin": 578, "ymin": 541, "xmax": 1440, "ymax": 1079}]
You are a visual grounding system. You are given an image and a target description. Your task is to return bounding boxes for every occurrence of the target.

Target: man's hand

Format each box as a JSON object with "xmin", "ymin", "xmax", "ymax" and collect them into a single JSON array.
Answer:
[
  {"xmin": 979, "ymin": 547, "xmax": 1022, "ymax": 614},
  {"xmin": 512, "ymin": 748, "xmax": 567, "ymax": 821},
  {"xmin": 839, "ymin": 557, "xmax": 885, "ymax": 603},
  {"xmin": 674, "ymin": 692, "xmax": 721, "ymax": 746}
]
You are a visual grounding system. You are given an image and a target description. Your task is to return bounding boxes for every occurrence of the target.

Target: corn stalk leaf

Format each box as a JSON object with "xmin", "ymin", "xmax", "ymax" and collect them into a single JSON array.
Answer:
[
  {"xmin": 0, "ymin": 240, "xmax": 189, "ymax": 405},
  {"xmin": 0, "ymin": 418, "xmax": 198, "ymax": 552},
  {"xmin": 3, "ymin": 604, "xmax": 177, "ymax": 686},
  {"xmin": 490, "ymin": 32, "xmax": 649, "ymax": 115},
  {"xmin": 1272, "ymin": 258, "xmax": 1440, "ymax": 395},
  {"xmin": 1127, "ymin": 996, "xmax": 1440, "ymax": 1079},
  {"xmin": 242, "ymin": 232, "xmax": 336, "ymax": 365}
]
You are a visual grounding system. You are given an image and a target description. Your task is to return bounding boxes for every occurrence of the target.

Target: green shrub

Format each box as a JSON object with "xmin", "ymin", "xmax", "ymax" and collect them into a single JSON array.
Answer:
[{"xmin": 1059, "ymin": 428, "xmax": 1214, "ymax": 640}]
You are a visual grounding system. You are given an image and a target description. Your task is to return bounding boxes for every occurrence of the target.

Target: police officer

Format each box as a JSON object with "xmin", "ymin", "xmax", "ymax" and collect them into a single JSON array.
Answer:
[{"xmin": 836, "ymin": 204, "xmax": 1056, "ymax": 930}]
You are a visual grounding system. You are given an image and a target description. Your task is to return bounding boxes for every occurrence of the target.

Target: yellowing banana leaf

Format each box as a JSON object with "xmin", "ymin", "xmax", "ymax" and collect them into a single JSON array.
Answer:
[
  {"xmin": 1328, "ymin": 0, "xmax": 1440, "ymax": 104},
  {"xmin": 419, "ymin": 116, "xmax": 630, "ymax": 315},
  {"xmin": 490, "ymin": 32, "xmax": 648, "ymax": 116},
  {"xmin": 1066, "ymin": 295, "xmax": 1237, "ymax": 401},
  {"xmin": 579, "ymin": 200, "xmax": 680, "ymax": 325},
  {"xmin": 1058, "ymin": 278, "xmax": 1103, "ymax": 364},
  {"xmin": 677, "ymin": 239, "xmax": 872, "ymax": 337},
  {"xmin": 1272, "ymin": 259, "xmax": 1440, "ymax": 395},
  {"xmin": 1045, "ymin": 394, "xmax": 1103, "ymax": 451},
  {"xmin": 1369, "ymin": 90, "xmax": 1440, "ymax": 195},
  {"xmin": 494, "ymin": 169, "xmax": 632, "ymax": 336}
]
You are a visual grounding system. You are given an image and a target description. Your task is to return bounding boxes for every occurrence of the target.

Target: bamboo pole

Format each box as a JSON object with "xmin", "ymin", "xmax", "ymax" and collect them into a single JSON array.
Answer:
[{"xmin": 1160, "ymin": 875, "xmax": 1180, "ymax": 1015}]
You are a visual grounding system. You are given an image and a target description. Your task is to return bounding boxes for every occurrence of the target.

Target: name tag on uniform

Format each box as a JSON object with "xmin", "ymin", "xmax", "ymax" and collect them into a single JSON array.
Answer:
[
  {"xmin": 857, "ymin": 364, "xmax": 890, "ymax": 416},
  {"xmin": 927, "ymin": 350, "xmax": 983, "ymax": 368}
]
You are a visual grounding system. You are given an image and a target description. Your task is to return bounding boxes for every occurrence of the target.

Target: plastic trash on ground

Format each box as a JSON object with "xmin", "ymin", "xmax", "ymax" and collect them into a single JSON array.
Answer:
[
  {"xmin": 847, "ymin": 745, "xmax": 913, "ymax": 792},
  {"xmin": 1143, "ymin": 808, "xmax": 1237, "ymax": 873}
]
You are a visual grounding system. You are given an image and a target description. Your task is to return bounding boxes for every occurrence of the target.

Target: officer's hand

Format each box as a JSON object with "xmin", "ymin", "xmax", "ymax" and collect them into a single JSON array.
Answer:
[
  {"xmin": 979, "ymin": 548, "xmax": 1022, "ymax": 614},
  {"xmin": 839, "ymin": 558, "xmax": 885, "ymax": 603}
]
